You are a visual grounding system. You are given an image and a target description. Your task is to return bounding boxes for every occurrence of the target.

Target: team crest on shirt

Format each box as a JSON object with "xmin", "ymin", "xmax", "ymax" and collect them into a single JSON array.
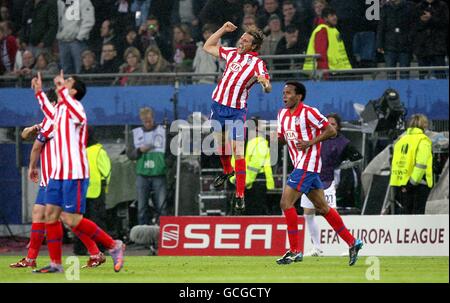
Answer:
[{"xmin": 229, "ymin": 62, "xmax": 243, "ymax": 73}]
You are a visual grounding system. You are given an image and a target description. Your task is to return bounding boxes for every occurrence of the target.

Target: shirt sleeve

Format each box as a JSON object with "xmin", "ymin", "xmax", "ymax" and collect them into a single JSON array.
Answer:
[
  {"xmin": 39, "ymin": 116, "xmax": 54, "ymax": 139},
  {"xmin": 277, "ymin": 110, "xmax": 284, "ymax": 139},
  {"xmin": 35, "ymin": 91, "xmax": 56, "ymax": 121},
  {"xmin": 254, "ymin": 58, "xmax": 270, "ymax": 80},
  {"xmin": 306, "ymin": 107, "xmax": 329, "ymax": 130},
  {"xmin": 58, "ymin": 87, "xmax": 87, "ymax": 124},
  {"xmin": 219, "ymin": 47, "xmax": 236, "ymax": 61}
]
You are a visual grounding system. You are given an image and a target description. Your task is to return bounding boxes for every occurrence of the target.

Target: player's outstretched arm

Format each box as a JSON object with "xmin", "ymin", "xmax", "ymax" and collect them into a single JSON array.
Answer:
[
  {"xmin": 55, "ymin": 70, "xmax": 87, "ymax": 124},
  {"xmin": 33, "ymin": 72, "xmax": 55, "ymax": 120},
  {"xmin": 203, "ymin": 22, "xmax": 237, "ymax": 57}
]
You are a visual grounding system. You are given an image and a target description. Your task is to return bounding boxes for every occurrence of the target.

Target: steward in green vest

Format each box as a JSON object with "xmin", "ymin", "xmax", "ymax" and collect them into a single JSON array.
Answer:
[
  {"xmin": 303, "ymin": 7, "xmax": 352, "ymax": 72},
  {"xmin": 86, "ymin": 143, "xmax": 112, "ymax": 198},
  {"xmin": 389, "ymin": 114, "xmax": 433, "ymax": 214}
]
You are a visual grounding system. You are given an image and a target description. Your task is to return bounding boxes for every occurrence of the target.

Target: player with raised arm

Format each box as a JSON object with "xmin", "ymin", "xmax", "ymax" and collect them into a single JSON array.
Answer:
[
  {"xmin": 32, "ymin": 71, "xmax": 125, "ymax": 273},
  {"xmin": 203, "ymin": 21, "xmax": 272, "ymax": 213},
  {"xmin": 10, "ymin": 84, "xmax": 106, "ymax": 269},
  {"xmin": 276, "ymin": 81, "xmax": 363, "ymax": 266}
]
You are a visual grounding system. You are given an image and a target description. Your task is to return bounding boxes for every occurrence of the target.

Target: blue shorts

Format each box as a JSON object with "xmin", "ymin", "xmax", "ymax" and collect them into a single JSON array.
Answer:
[
  {"xmin": 210, "ymin": 101, "xmax": 247, "ymax": 141},
  {"xmin": 35, "ymin": 186, "xmax": 47, "ymax": 206},
  {"xmin": 286, "ymin": 169, "xmax": 323, "ymax": 194},
  {"xmin": 46, "ymin": 179, "xmax": 89, "ymax": 214}
]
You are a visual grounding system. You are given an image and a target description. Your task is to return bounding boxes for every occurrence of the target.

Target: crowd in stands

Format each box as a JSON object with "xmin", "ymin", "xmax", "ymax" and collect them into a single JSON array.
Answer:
[{"xmin": 0, "ymin": 0, "xmax": 448, "ymax": 83}]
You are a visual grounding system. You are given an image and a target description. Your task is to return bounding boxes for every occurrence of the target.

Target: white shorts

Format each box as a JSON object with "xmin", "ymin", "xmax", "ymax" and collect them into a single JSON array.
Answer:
[{"xmin": 300, "ymin": 181, "xmax": 336, "ymax": 209}]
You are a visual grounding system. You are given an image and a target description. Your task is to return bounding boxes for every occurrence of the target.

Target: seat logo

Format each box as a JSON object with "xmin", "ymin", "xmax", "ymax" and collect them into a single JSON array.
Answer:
[{"xmin": 161, "ymin": 224, "xmax": 179, "ymax": 248}]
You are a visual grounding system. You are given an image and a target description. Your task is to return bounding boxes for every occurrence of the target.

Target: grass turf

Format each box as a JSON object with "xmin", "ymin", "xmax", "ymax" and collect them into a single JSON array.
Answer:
[{"xmin": 0, "ymin": 256, "xmax": 448, "ymax": 283}]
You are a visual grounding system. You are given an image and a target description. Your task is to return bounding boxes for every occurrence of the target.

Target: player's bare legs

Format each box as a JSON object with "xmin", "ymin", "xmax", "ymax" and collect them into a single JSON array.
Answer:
[
  {"xmin": 10, "ymin": 205, "xmax": 46, "ymax": 268},
  {"xmin": 307, "ymin": 189, "xmax": 363, "ymax": 265},
  {"xmin": 277, "ymin": 186, "xmax": 304, "ymax": 264}
]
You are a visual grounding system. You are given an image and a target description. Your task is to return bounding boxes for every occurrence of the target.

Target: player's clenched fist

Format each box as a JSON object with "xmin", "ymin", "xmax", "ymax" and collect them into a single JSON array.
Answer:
[{"xmin": 222, "ymin": 22, "xmax": 237, "ymax": 33}]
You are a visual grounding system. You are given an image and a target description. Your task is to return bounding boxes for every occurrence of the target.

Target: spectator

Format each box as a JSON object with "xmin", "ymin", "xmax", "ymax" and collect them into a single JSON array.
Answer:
[
  {"xmin": 139, "ymin": 15, "xmax": 173, "ymax": 62},
  {"xmin": 111, "ymin": 0, "xmax": 134, "ymax": 38},
  {"xmin": 0, "ymin": 4, "xmax": 10, "ymax": 22},
  {"xmin": 260, "ymin": 14, "xmax": 284, "ymax": 60},
  {"xmin": 328, "ymin": 0, "xmax": 367, "ymax": 66},
  {"xmin": 193, "ymin": 24, "xmax": 221, "ymax": 84},
  {"xmin": 242, "ymin": 14, "xmax": 258, "ymax": 31},
  {"xmin": 172, "ymin": 23, "xmax": 196, "ymax": 72},
  {"xmin": 80, "ymin": 49, "xmax": 99, "ymax": 74},
  {"xmin": 257, "ymin": 0, "xmax": 283, "ymax": 34},
  {"xmin": 171, "ymin": 0, "xmax": 206, "ymax": 42},
  {"xmin": 0, "ymin": 23, "xmax": 17, "ymax": 75},
  {"xmin": 243, "ymin": 0, "xmax": 260, "ymax": 17},
  {"xmin": 131, "ymin": 0, "xmax": 153, "ymax": 29},
  {"xmin": 19, "ymin": 0, "xmax": 57, "ymax": 58},
  {"xmin": 199, "ymin": 0, "xmax": 243, "ymax": 46},
  {"xmin": 118, "ymin": 46, "xmax": 143, "ymax": 86},
  {"xmin": 73, "ymin": 127, "xmax": 112, "ymax": 256},
  {"xmin": 56, "ymin": 0, "xmax": 95, "ymax": 74},
  {"xmin": 390, "ymin": 114, "xmax": 433, "ymax": 215},
  {"xmin": 12, "ymin": 49, "xmax": 34, "ymax": 77},
  {"xmin": 312, "ymin": 0, "xmax": 327, "ymax": 28},
  {"xmin": 31, "ymin": 51, "xmax": 58, "ymax": 76},
  {"xmin": 303, "ymin": 7, "xmax": 352, "ymax": 77},
  {"xmin": 376, "ymin": 0, "xmax": 415, "ymax": 79},
  {"xmin": 141, "ymin": 46, "xmax": 172, "ymax": 84},
  {"xmin": 97, "ymin": 42, "xmax": 121, "ymax": 73},
  {"xmin": 274, "ymin": 25, "xmax": 306, "ymax": 77},
  {"xmin": 413, "ymin": 0, "xmax": 449, "ymax": 79},
  {"xmin": 96, "ymin": 19, "xmax": 123, "ymax": 63},
  {"xmin": 122, "ymin": 27, "xmax": 143, "ymax": 53},
  {"xmin": 127, "ymin": 107, "xmax": 168, "ymax": 225},
  {"xmin": 281, "ymin": 0, "xmax": 311, "ymax": 40}
]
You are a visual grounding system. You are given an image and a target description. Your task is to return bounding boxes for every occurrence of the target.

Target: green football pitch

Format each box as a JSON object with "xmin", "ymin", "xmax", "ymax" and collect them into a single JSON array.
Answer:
[{"xmin": 0, "ymin": 256, "xmax": 448, "ymax": 283}]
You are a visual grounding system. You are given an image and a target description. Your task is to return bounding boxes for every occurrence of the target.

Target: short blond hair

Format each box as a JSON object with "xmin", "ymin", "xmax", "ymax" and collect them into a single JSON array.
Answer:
[
  {"xmin": 139, "ymin": 107, "xmax": 154, "ymax": 119},
  {"xmin": 408, "ymin": 114, "xmax": 429, "ymax": 131}
]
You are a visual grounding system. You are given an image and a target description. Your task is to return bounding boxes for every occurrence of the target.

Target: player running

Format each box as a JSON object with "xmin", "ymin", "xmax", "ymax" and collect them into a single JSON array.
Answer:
[
  {"xmin": 203, "ymin": 21, "xmax": 272, "ymax": 213},
  {"xmin": 276, "ymin": 81, "xmax": 363, "ymax": 266},
  {"xmin": 31, "ymin": 71, "xmax": 125, "ymax": 273},
  {"xmin": 10, "ymin": 88, "xmax": 106, "ymax": 269}
]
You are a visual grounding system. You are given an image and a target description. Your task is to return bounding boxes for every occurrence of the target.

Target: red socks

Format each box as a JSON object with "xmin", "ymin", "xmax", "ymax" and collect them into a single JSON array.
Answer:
[
  {"xmin": 72, "ymin": 227, "xmax": 100, "ymax": 256},
  {"xmin": 73, "ymin": 218, "xmax": 115, "ymax": 250},
  {"xmin": 45, "ymin": 221, "xmax": 63, "ymax": 265},
  {"xmin": 27, "ymin": 222, "xmax": 46, "ymax": 260},
  {"xmin": 235, "ymin": 158, "xmax": 246, "ymax": 198},
  {"xmin": 283, "ymin": 207, "xmax": 300, "ymax": 253},
  {"xmin": 323, "ymin": 208, "xmax": 355, "ymax": 247},
  {"xmin": 219, "ymin": 144, "xmax": 233, "ymax": 174}
]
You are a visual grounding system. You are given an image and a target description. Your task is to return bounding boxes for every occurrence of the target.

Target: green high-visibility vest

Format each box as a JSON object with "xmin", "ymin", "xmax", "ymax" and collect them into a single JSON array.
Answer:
[
  {"xmin": 303, "ymin": 24, "xmax": 352, "ymax": 71},
  {"xmin": 86, "ymin": 143, "xmax": 111, "ymax": 198},
  {"xmin": 390, "ymin": 128, "xmax": 433, "ymax": 188}
]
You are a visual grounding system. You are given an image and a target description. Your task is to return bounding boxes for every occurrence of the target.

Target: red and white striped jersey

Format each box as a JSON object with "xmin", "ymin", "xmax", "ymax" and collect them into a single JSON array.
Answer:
[
  {"xmin": 212, "ymin": 47, "xmax": 269, "ymax": 109},
  {"xmin": 36, "ymin": 88, "xmax": 89, "ymax": 180},
  {"xmin": 37, "ymin": 116, "xmax": 55, "ymax": 187},
  {"xmin": 277, "ymin": 103, "xmax": 329, "ymax": 173}
]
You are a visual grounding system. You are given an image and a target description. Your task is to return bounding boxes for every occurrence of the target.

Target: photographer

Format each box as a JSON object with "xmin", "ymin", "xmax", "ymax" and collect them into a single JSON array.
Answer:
[
  {"xmin": 413, "ymin": 0, "xmax": 449, "ymax": 79},
  {"xmin": 138, "ymin": 15, "xmax": 173, "ymax": 63}
]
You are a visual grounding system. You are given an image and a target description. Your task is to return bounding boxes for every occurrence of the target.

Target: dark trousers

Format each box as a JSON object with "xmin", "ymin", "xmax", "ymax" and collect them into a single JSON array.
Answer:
[
  {"xmin": 394, "ymin": 184, "xmax": 431, "ymax": 215},
  {"xmin": 384, "ymin": 51, "xmax": 411, "ymax": 79},
  {"xmin": 417, "ymin": 56, "xmax": 447, "ymax": 79},
  {"xmin": 73, "ymin": 188, "xmax": 108, "ymax": 255}
]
